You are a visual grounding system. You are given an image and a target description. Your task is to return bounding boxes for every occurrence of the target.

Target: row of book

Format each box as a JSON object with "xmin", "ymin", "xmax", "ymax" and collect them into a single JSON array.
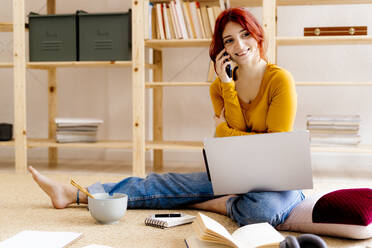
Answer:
[
  {"xmin": 55, "ymin": 118, "xmax": 103, "ymax": 143},
  {"xmin": 150, "ymin": 0, "xmax": 228, "ymax": 40},
  {"xmin": 307, "ymin": 114, "xmax": 361, "ymax": 146}
]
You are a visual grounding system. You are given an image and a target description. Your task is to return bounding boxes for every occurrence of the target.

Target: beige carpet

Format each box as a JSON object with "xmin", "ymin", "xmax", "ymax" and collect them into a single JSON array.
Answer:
[{"xmin": 0, "ymin": 172, "xmax": 371, "ymax": 248}]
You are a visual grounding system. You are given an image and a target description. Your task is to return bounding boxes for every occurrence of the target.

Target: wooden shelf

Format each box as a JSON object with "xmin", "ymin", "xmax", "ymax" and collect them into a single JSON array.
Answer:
[
  {"xmin": 145, "ymin": 39, "xmax": 211, "ymax": 48},
  {"xmin": 145, "ymin": 36, "xmax": 372, "ymax": 49},
  {"xmin": 296, "ymin": 82, "xmax": 372, "ymax": 86},
  {"xmin": 146, "ymin": 140, "xmax": 203, "ymax": 150},
  {"xmin": 0, "ymin": 140, "xmax": 15, "ymax": 147},
  {"xmin": 231, "ymin": 0, "xmax": 372, "ymax": 6},
  {"xmin": 146, "ymin": 81, "xmax": 212, "ymax": 87},
  {"xmin": 27, "ymin": 61, "xmax": 133, "ymax": 69},
  {"xmin": 28, "ymin": 139, "xmax": 133, "ymax": 149},
  {"xmin": 145, "ymin": 81, "xmax": 372, "ymax": 87},
  {"xmin": 27, "ymin": 139, "xmax": 203, "ymax": 150},
  {"xmin": 6, "ymin": 138, "xmax": 372, "ymax": 154},
  {"xmin": 0, "ymin": 61, "xmax": 157, "ymax": 70},
  {"xmin": 0, "ymin": 23, "xmax": 13, "ymax": 32},
  {"xmin": 277, "ymin": 36, "xmax": 372, "ymax": 45},
  {"xmin": 0, "ymin": 62, "xmax": 158, "ymax": 70},
  {"xmin": 0, "ymin": 22, "xmax": 28, "ymax": 32}
]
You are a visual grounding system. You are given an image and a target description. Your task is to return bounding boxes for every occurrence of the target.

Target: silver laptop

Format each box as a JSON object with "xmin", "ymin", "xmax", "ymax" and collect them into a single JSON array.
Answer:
[{"xmin": 203, "ymin": 131, "xmax": 313, "ymax": 195}]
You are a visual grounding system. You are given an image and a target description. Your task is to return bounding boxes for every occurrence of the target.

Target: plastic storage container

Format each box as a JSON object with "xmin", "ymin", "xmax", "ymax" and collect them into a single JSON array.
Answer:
[
  {"xmin": 78, "ymin": 10, "xmax": 132, "ymax": 61},
  {"xmin": 28, "ymin": 12, "xmax": 77, "ymax": 61}
]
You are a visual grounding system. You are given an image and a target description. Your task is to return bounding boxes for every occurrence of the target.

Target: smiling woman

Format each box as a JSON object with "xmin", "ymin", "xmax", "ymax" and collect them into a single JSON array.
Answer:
[{"xmin": 208, "ymin": 7, "xmax": 297, "ymax": 137}]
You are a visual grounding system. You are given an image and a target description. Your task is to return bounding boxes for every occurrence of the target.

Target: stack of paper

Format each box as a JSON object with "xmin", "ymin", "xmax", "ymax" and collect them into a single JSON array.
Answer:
[
  {"xmin": 55, "ymin": 118, "xmax": 103, "ymax": 143},
  {"xmin": 0, "ymin": 230, "xmax": 82, "ymax": 248},
  {"xmin": 306, "ymin": 114, "xmax": 361, "ymax": 146}
]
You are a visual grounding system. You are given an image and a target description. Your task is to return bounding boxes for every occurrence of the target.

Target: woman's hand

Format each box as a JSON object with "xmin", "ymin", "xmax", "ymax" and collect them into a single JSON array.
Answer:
[
  {"xmin": 214, "ymin": 49, "xmax": 232, "ymax": 83},
  {"xmin": 214, "ymin": 108, "xmax": 227, "ymax": 127}
]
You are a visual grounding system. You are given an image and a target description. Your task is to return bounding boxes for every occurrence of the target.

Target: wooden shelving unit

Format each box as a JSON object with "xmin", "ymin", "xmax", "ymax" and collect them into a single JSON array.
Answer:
[
  {"xmin": 2, "ymin": 0, "xmax": 144, "ymax": 175},
  {"xmin": 140, "ymin": 0, "xmax": 372, "ymax": 171},
  {"xmin": 3, "ymin": 0, "xmax": 372, "ymax": 176}
]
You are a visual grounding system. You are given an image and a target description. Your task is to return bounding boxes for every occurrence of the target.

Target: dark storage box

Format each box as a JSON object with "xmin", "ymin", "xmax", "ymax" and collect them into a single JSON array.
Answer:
[
  {"xmin": 0, "ymin": 123, "xmax": 13, "ymax": 141},
  {"xmin": 29, "ymin": 12, "xmax": 77, "ymax": 61},
  {"xmin": 78, "ymin": 10, "xmax": 131, "ymax": 61}
]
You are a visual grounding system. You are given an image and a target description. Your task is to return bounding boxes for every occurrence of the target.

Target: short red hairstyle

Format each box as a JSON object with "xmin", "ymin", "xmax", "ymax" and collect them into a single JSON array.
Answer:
[{"xmin": 209, "ymin": 7, "xmax": 267, "ymax": 63}]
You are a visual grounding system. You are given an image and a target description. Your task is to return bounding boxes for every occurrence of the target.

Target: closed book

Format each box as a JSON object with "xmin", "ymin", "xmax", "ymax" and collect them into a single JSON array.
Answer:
[
  {"xmin": 54, "ymin": 118, "xmax": 103, "ymax": 125},
  {"xmin": 162, "ymin": 3, "xmax": 172, "ymax": 39},
  {"xmin": 200, "ymin": 6, "xmax": 212, "ymax": 38},
  {"xmin": 156, "ymin": 3, "xmax": 165, "ymax": 39},
  {"xmin": 196, "ymin": 2, "xmax": 206, "ymax": 38},
  {"xmin": 145, "ymin": 213, "xmax": 195, "ymax": 229},
  {"xmin": 182, "ymin": 2, "xmax": 194, "ymax": 39},
  {"xmin": 310, "ymin": 135, "xmax": 361, "ymax": 146},
  {"xmin": 166, "ymin": 4, "xmax": 176, "ymax": 39},
  {"xmin": 307, "ymin": 124, "xmax": 359, "ymax": 131},
  {"xmin": 206, "ymin": 7, "xmax": 215, "ymax": 33},
  {"xmin": 170, "ymin": 0, "xmax": 182, "ymax": 39},
  {"xmin": 308, "ymin": 129, "xmax": 359, "ymax": 135},
  {"xmin": 189, "ymin": 2, "xmax": 202, "ymax": 39},
  {"xmin": 306, "ymin": 114, "xmax": 361, "ymax": 123},
  {"xmin": 175, "ymin": 0, "xmax": 189, "ymax": 39}
]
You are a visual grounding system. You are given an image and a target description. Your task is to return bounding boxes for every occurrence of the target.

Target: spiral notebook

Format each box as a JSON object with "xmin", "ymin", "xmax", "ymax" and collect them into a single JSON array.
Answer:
[{"xmin": 144, "ymin": 213, "xmax": 195, "ymax": 229}]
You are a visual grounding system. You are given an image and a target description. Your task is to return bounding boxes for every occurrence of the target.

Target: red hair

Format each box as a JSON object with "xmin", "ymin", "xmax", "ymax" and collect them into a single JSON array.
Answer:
[{"xmin": 209, "ymin": 7, "xmax": 267, "ymax": 63}]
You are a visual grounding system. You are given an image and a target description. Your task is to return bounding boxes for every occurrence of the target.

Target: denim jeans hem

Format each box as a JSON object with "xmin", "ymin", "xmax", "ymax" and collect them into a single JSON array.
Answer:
[{"xmin": 88, "ymin": 182, "xmax": 106, "ymax": 194}]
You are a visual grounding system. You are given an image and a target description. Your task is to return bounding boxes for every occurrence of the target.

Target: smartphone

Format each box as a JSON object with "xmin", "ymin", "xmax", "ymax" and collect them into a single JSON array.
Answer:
[{"xmin": 223, "ymin": 52, "xmax": 232, "ymax": 79}]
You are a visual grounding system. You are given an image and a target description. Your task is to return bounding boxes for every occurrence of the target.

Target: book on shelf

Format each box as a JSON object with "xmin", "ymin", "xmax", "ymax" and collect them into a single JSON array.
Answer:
[
  {"xmin": 162, "ymin": 3, "xmax": 172, "ymax": 39},
  {"xmin": 156, "ymin": 3, "xmax": 166, "ymax": 39},
  {"xmin": 175, "ymin": 0, "xmax": 189, "ymax": 39},
  {"xmin": 200, "ymin": 6, "xmax": 212, "ymax": 38},
  {"xmin": 145, "ymin": 213, "xmax": 195, "ymax": 228},
  {"xmin": 307, "ymin": 124, "xmax": 359, "ymax": 131},
  {"xmin": 55, "ymin": 118, "xmax": 102, "ymax": 143},
  {"xmin": 308, "ymin": 129, "xmax": 359, "ymax": 135},
  {"xmin": 166, "ymin": 3, "xmax": 176, "ymax": 39},
  {"xmin": 54, "ymin": 118, "xmax": 103, "ymax": 126},
  {"xmin": 306, "ymin": 114, "xmax": 361, "ymax": 123},
  {"xmin": 185, "ymin": 213, "xmax": 284, "ymax": 248},
  {"xmin": 310, "ymin": 134, "xmax": 361, "ymax": 146},
  {"xmin": 189, "ymin": 2, "xmax": 203, "ymax": 39},
  {"xmin": 149, "ymin": 0, "xmax": 222, "ymax": 40}
]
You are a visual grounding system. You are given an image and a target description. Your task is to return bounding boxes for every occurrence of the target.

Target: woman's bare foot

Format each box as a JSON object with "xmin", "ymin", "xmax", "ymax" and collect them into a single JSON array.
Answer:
[
  {"xmin": 28, "ymin": 166, "xmax": 84, "ymax": 209},
  {"xmin": 188, "ymin": 195, "xmax": 238, "ymax": 215}
]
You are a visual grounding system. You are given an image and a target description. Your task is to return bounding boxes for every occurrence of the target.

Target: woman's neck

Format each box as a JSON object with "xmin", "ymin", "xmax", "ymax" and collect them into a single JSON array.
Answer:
[{"xmin": 236, "ymin": 59, "xmax": 267, "ymax": 81}]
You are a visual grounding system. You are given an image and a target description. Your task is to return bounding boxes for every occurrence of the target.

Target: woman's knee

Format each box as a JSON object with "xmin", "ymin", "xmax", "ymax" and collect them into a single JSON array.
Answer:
[{"xmin": 228, "ymin": 190, "xmax": 304, "ymax": 227}]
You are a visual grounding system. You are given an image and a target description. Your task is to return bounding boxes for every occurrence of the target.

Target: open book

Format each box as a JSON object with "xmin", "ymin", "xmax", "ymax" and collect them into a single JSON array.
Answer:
[{"xmin": 185, "ymin": 213, "xmax": 284, "ymax": 248}]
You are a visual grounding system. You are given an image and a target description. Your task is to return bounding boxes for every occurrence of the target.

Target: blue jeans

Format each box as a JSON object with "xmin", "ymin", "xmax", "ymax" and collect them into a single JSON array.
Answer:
[{"xmin": 88, "ymin": 172, "xmax": 304, "ymax": 227}]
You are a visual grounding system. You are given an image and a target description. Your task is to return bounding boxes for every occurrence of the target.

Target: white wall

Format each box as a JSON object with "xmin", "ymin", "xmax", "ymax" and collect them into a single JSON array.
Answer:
[{"xmin": 1, "ymin": 1, "xmax": 372, "ymax": 171}]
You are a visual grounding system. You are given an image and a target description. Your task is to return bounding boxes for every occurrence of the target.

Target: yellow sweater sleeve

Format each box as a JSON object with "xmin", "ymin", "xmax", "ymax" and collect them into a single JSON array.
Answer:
[
  {"xmin": 266, "ymin": 69, "xmax": 297, "ymax": 133},
  {"xmin": 209, "ymin": 78, "xmax": 246, "ymax": 132}
]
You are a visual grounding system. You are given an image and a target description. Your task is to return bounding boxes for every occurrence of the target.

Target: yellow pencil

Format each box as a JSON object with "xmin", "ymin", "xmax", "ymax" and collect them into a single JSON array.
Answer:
[{"xmin": 70, "ymin": 179, "xmax": 95, "ymax": 199}]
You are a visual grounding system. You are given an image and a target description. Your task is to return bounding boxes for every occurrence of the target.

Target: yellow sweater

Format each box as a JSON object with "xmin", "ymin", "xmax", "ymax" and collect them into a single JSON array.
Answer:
[{"xmin": 210, "ymin": 64, "xmax": 297, "ymax": 137}]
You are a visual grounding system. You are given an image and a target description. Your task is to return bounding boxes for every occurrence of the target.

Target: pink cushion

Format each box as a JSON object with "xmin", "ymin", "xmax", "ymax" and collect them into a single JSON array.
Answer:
[{"xmin": 312, "ymin": 188, "xmax": 372, "ymax": 226}]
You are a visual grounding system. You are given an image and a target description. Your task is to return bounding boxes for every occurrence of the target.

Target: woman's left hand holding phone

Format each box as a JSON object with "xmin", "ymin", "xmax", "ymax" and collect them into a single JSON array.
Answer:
[{"xmin": 215, "ymin": 49, "xmax": 232, "ymax": 83}]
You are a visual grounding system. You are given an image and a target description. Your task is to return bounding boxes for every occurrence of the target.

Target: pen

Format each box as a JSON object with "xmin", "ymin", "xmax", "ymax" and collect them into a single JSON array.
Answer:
[{"xmin": 154, "ymin": 213, "xmax": 181, "ymax": 218}]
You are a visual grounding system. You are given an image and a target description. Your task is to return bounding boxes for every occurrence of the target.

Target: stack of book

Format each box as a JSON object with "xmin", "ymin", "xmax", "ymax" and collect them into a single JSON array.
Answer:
[
  {"xmin": 150, "ymin": 0, "xmax": 228, "ymax": 40},
  {"xmin": 306, "ymin": 114, "xmax": 361, "ymax": 146},
  {"xmin": 55, "ymin": 118, "xmax": 103, "ymax": 143}
]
